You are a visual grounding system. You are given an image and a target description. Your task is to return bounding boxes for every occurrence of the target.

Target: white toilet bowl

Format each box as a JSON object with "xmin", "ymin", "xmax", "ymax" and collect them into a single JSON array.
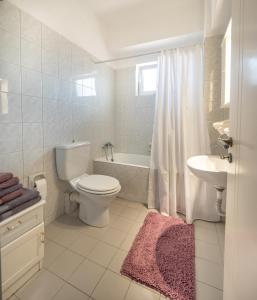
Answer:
[
  {"xmin": 55, "ymin": 142, "xmax": 121, "ymax": 227},
  {"xmin": 70, "ymin": 174, "xmax": 121, "ymax": 227}
]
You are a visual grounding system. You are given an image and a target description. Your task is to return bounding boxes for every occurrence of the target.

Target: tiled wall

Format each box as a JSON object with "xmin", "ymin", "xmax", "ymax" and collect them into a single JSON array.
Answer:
[
  {"xmin": 0, "ymin": 1, "xmax": 115, "ymax": 224},
  {"xmin": 203, "ymin": 35, "xmax": 230, "ymax": 154},
  {"xmin": 114, "ymin": 67, "xmax": 155, "ymax": 155}
]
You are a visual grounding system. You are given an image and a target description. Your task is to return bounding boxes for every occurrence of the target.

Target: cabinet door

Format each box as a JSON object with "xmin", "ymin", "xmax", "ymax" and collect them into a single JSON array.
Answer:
[{"xmin": 1, "ymin": 223, "xmax": 44, "ymax": 292}]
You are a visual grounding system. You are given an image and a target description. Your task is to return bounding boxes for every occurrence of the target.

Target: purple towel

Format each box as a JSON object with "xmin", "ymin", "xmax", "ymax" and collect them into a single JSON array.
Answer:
[
  {"xmin": 0, "ymin": 197, "xmax": 41, "ymax": 222},
  {"xmin": 0, "ymin": 183, "xmax": 23, "ymax": 198},
  {"xmin": 0, "ymin": 177, "xmax": 19, "ymax": 190},
  {"xmin": 0, "ymin": 172, "xmax": 13, "ymax": 184},
  {"xmin": 0, "ymin": 188, "xmax": 40, "ymax": 215},
  {"xmin": 0, "ymin": 188, "xmax": 23, "ymax": 204}
]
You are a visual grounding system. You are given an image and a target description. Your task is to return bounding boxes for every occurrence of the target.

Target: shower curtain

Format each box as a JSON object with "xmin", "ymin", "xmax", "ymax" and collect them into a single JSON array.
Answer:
[{"xmin": 148, "ymin": 45, "xmax": 219, "ymax": 224}]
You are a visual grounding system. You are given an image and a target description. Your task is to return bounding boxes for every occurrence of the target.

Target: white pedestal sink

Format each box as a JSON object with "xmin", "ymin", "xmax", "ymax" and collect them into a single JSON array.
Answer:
[
  {"xmin": 187, "ymin": 155, "xmax": 229, "ymax": 217},
  {"xmin": 187, "ymin": 155, "xmax": 228, "ymax": 189}
]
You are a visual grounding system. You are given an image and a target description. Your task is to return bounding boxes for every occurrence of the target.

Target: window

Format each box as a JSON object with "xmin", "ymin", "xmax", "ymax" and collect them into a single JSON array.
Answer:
[
  {"xmin": 221, "ymin": 19, "xmax": 232, "ymax": 106},
  {"xmin": 136, "ymin": 62, "xmax": 157, "ymax": 96},
  {"xmin": 76, "ymin": 74, "xmax": 96, "ymax": 97}
]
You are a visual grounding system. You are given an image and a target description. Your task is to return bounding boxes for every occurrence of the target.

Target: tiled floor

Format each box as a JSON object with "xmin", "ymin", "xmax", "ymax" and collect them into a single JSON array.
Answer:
[{"xmin": 11, "ymin": 199, "xmax": 225, "ymax": 300}]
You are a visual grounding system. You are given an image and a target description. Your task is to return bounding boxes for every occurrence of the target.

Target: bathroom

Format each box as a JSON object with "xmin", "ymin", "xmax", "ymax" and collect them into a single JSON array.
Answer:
[{"xmin": 1, "ymin": 0, "xmax": 257, "ymax": 299}]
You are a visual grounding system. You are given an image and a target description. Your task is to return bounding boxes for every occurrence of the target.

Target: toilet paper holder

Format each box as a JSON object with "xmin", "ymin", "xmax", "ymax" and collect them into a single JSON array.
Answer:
[{"xmin": 28, "ymin": 172, "xmax": 46, "ymax": 190}]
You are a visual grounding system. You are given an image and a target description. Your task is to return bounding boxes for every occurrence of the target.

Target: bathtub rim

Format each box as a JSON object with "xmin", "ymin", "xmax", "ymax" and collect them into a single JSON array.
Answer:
[{"xmin": 94, "ymin": 155, "xmax": 150, "ymax": 169}]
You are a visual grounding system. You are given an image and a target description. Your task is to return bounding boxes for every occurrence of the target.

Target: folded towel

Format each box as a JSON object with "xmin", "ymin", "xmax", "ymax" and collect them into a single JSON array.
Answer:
[
  {"xmin": 0, "ymin": 188, "xmax": 39, "ymax": 215},
  {"xmin": 0, "ymin": 183, "xmax": 22, "ymax": 198},
  {"xmin": 0, "ymin": 197, "xmax": 41, "ymax": 222},
  {"xmin": 0, "ymin": 177, "xmax": 19, "ymax": 190},
  {"xmin": 0, "ymin": 173, "xmax": 13, "ymax": 184},
  {"xmin": 0, "ymin": 188, "xmax": 23, "ymax": 205}
]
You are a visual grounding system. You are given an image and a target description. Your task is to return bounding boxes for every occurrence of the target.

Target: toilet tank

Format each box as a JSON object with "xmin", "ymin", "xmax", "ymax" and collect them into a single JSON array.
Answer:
[{"xmin": 55, "ymin": 141, "xmax": 90, "ymax": 181}]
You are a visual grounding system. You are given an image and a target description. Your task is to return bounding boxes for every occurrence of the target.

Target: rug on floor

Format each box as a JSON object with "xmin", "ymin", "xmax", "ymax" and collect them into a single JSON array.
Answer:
[{"xmin": 121, "ymin": 212, "xmax": 195, "ymax": 300}]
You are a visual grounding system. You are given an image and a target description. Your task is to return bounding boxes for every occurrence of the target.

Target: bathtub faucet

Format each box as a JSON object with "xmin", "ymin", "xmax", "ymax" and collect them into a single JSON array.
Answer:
[{"xmin": 102, "ymin": 142, "xmax": 114, "ymax": 162}]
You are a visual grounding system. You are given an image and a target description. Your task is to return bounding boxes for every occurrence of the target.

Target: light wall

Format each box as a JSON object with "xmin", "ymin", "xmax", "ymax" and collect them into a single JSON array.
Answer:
[
  {"xmin": 0, "ymin": 1, "xmax": 115, "ymax": 224},
  {"xmin": 203, "ymin": 35, "xmax": 229, "ymax": 153},
  {"xmin": 101, "ymin": 0, "xmax": 204, "ymax": 55},
  {"xmin": 8, "ymin": 0, "xmax": 110, "ymax": 60},
  {"xmin": 114, "ymin": 66, "xmax": 155, "ymax": 155}
]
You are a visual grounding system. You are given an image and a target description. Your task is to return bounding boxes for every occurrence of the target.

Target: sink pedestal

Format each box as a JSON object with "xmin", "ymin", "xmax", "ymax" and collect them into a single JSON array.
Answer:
[{"xmin": 215, "ymin": 187, "xmax": 226, "ymax": 217}]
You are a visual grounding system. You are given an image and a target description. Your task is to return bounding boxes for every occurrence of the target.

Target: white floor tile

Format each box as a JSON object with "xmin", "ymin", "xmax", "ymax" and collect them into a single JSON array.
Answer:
[
  {"xmin": 110, "ymin": 216, "xmax": 134, "ymax": 233},
  {"xmin": 120, "ymin": 234, "xmax": 136, "ymax": 251},
  {"xmin": 69, "ymin": 234, "xmax": 98, "ymax": 257},
  {"xmin": 87, "ymin": 241, "xmax": 117, "ymax": 267},
  {"xmin": 16, "ymin": 269, "xmax": 64, "ymax": 300},
  {"xmin": 196, "ymin": 281, "xmax": 223, "ymax": 300},
  {"xmin": 129, "ymin": 222, "xmax": 143, "ymax": 235},
  {"xmin": 43, "ymin": 239, "xmax": 66, "ymax": 269},
  {"xmin": 40, "ymin": 209, "xmax": 225, "ymax": 300},
  {"xmin": 68, "ymin": 260, "xmax": 105, "ymax": 295},
  {"xmin": 7, "ymin": 295, "xmax": 19, "ymax": 300},
  {"xmin": 194, "ymin": 220, "xmax": 217, "ymax": 231},
  {"xmin": 108, "ymin": 249, "xmax": 128, "ymax": 274},
  {"xmin": 52, "ymin": 283, "xmax": 89, "ymax": 300},
  {"xmin": 79, "ymin": 225, "xmax": 108, "ymax": 240},
  {"xmin": 125, "ymin": 282, "xmax": 159, "ymax": 300},
  {"xmin": 102, "ymin": 228, "xmax": 127, "ymax": 247},
  {"xmin": 195, "ymin": 240, "xmax": 222, "ymax": 264},
  {"xmin": 92, "ymin": 270, "xmax": 130, "ymax": 300},
  {"xmin": 120, "ymin": 207, "xmax": 140, "ymax": 221},
  {"xmin": 109, "ymin": 202, "xmax": 124, "ymax": 216},
  {"xmin": 195, "ymin": 226, "xmax": 219, "ymax": 245},
  {"xmin": 49, "ymin": 249, "xmax": 84, "ymax": 280},
  {"xmin": 49, "ymin": 226, "xmax": 81, "ymax": 248},
  {"xmin": 195, "ymin": 258, "xmax": 224, "ymax": 290}
]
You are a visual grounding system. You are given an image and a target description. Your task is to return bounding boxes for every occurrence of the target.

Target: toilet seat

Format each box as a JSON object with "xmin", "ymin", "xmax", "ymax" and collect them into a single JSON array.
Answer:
[{"xmin": 76, "ymin": 174, "xmax": 121, "ymax": 195}]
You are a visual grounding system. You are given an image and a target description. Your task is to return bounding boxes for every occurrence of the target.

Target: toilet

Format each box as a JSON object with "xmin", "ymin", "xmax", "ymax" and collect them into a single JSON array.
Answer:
[{"xmin": 55, "ymin": 141, "xmax": 121, "ymax": 227}]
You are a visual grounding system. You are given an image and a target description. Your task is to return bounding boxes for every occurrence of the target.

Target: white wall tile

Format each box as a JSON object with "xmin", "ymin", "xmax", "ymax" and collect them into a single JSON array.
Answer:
[
  {"xmin": 0, "ymin": 60, "xmax": 21, "ymax": 94},
  {"xmin": 22, "ymin": 123, "xmax": 43, "ymax": 150},
  {"xmin": 0, "ymin": 2, "xmax": 115, "ymax": 224},
  {"xmin": 21, "ymin": 11, "xmax": 42, "ymax": 45},
  {"xmin": 0, "ymin": 123, "xmax": 22, "ymax": 154},
  {"xmin": 43, "ymin": 74, "xmax": 59, "ymax": 99},
  {"xmin": 22, "ymin": 67, "xmax": 42, "ymax": 97},
  {"xmin": 0, "ymin": 1, "xmax": 20, "ymax": 35},
  {"xmin": 0, "ymin": 27, "xmax": 20, "ymax": 65},
  {"xmin": 22, "ymin": 95, "xmax": 43, "ymax": 123},
  {"xmin": 42, "ymin": 49, "xmax": 59, "ymax": 77},
  {"xmin": 114, "ymin": 67, "xmax": 155, "ymax": 155},
  {"xmin": 21, "ymin": 39, "xmax": 42, "ymax": 72},
  {"xmin": 0, "ymin": 92, "xmax": 22, "ymax": 123},
  {"xmin": 42, "ymin": 25, "xmax": 60, "ymax": 51},
  {"xmin": 23, "ymin": 148, "xmax": 44, "ymax": 177},
  {"xmin": 0, "ymin": 151, "xmax": 23, "ymax": 179}
]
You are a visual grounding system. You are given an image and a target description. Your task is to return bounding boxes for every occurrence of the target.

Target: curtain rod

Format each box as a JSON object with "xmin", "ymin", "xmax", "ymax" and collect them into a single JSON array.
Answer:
[{"xmin": 94, "ymin": 43, "xmax": 202, "ymax": 64}]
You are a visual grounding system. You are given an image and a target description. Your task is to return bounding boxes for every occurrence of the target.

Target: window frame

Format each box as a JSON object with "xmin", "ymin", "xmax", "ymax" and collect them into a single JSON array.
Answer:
[
  {"xmin": 135, "ymin": 61, "xmax": 157, "ymax": 96},
  {"xmin": 221, "ymin": 19, "xmax": 232, "ymax": 107}
]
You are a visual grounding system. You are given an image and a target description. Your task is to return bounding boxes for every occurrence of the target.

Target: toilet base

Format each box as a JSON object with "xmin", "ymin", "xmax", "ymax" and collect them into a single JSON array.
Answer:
[{"xmin": 78, "ymin": 196, "xmax": 111, "ymax": 227}]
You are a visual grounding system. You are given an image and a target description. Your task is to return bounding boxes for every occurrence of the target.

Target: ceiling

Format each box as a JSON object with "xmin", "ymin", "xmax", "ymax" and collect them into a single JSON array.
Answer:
[
  {"xmin": 86, "ymin": 0, "xmax": 146, "ymax": 16},
  {"xmin": 9, "ymin": 0, "xmax": 208, "ymax": 61}
]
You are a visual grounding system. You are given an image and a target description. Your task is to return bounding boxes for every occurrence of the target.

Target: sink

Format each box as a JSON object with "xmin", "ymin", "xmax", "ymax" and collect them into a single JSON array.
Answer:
[{"xmin": 187, "ymin": 155, "xmax": 228, "ymax": 188}]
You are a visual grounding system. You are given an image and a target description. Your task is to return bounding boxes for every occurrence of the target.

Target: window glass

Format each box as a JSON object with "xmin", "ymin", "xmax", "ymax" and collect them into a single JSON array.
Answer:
[{"xmin": 136, "ymin": 62, "xmax": 157, "ymax": 96}]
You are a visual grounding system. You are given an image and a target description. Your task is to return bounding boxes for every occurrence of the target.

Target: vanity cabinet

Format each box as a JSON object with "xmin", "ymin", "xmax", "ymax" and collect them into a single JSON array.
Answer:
[{"xmin": 0, "ymin": 200, "xmax": 45, "ymax": 300}]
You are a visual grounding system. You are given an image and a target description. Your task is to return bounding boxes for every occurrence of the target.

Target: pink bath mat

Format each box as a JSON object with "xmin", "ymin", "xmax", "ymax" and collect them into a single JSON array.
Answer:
[{"xmin": 121, "ymin": 212, "xmax": 195, "ymax": 300}]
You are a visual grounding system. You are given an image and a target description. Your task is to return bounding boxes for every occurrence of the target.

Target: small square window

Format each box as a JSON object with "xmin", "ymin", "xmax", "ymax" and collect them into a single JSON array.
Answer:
[
  {"xmin": 76, "ymin": 74, "xmax": 96, "ymax": 97},
  {"xmin": 136, "ymin": 62, "xmax": 157, "ymax": 96}
]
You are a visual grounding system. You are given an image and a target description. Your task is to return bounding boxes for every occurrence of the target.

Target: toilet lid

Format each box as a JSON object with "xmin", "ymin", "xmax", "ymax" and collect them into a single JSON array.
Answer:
[{"xmin": 77, "ymin": 175, "xmax": 120, "ymax": 193}]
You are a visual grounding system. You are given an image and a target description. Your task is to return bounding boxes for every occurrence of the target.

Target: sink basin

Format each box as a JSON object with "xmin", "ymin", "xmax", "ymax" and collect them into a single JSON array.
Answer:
[{"xmin": 187, "ymin": 155, "xmax": 228, "ymax": 188}]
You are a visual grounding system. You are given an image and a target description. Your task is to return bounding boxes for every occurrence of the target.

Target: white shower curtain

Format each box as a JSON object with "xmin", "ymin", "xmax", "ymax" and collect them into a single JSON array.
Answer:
[{"xmin": 148, "ymin": 45, "xmax": 219, "ymax": 224}]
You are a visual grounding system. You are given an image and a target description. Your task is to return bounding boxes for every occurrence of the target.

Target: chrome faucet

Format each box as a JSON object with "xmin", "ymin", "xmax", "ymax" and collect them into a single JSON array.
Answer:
[
  {"xmin": 102, "ymin": 142, "xmax": 114, "ymax": 161},
  {"xmin": 216, "ymin": 134, "xmax": 233, "ymax": 163}
]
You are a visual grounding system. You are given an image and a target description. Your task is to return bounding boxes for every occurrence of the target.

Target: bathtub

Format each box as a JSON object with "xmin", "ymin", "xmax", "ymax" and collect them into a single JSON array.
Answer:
[{"xmin": 94, "ymin": 153, "xmax": 150, "ymax": 204}]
